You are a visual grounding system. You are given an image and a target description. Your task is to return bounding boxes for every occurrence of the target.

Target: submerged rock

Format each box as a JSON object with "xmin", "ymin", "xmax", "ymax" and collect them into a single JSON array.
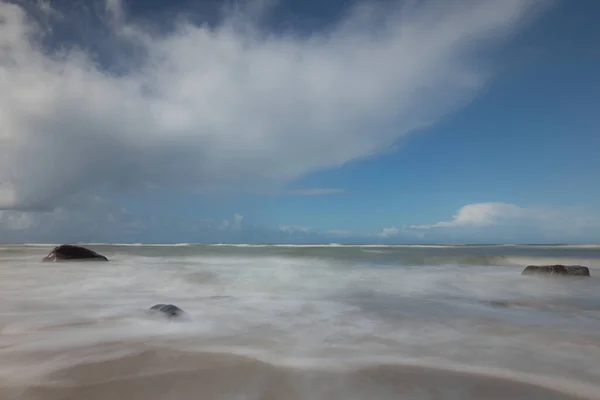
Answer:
[
  {"xmin": 521, "ymin": 265, "xmax": 590, "ymax": 277},
  {"xmin": 149, "ymin": 304, "xmax": 186, "ymax": 319},
  {"xmin": 42, "ymin": 244, "xmax": 108, "ymax": 262}
]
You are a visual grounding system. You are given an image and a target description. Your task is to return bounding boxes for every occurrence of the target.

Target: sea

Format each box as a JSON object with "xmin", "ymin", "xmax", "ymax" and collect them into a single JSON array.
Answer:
[{"xmin": 1, "ymin": 243, "xmax": 600, "ymax": 400}]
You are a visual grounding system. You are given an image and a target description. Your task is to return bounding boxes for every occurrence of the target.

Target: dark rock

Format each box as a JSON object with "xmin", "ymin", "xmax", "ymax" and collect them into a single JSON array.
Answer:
[
  {"xmin": 149, "ymin": 304, "xmax": 186, "ymax": 319},
  {"xmin": 42, "ymin": 244, "xmax": 108, "ymax": 262},
  {"xmin": 522, "ymin": 265, "xmax": 590, "ymax": 277}
]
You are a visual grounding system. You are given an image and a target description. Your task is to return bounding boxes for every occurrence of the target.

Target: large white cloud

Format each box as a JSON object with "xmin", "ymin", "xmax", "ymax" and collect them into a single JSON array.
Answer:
[{"xmin": 0, "ymin": 0, "xmax": 547, "ymax": 211}]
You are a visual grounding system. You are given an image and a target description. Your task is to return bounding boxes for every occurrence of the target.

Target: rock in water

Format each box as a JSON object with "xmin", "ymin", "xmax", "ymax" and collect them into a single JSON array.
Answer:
[
  {"xmin": 149, "ymin": 304, "xmax": 186, "ymax": 319},
  {"xmin": 42, "ymin": 244, "xmax": 108, "ymax": 262},
  {"xmin": 521, "ymin": 265, "xmax": 590, "ymax": 277}
]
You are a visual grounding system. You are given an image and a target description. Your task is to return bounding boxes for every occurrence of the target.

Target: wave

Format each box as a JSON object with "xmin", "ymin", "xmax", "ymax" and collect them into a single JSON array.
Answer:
[{"xmin": 1, "ymin": 347, "xmax": 596, "ymax": 400}]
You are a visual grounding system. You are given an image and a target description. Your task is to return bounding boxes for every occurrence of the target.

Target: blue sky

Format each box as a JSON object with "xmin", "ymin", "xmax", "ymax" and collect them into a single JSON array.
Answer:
[{"xmin": 0, "ymin": 0, "xmax": 599, "ymax": 244}]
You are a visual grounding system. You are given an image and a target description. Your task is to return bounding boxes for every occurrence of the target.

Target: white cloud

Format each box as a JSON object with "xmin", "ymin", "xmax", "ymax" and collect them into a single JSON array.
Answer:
[
  {"xmin": 35, "ymin": 0, "xmax": 60, "ymax": 18},
  {"xmin": 0, "ymin": 0, "xmax": 547, "ymax": 211},
  {"xmin": 410, "ymin": 202, "xmax": 526, "ymax": 229},
  {"xmin": 218, "ymin": 220, "xmax": 230, "ymax": 231},
  {"xmin": 105, "ymin": 0, "xmax": 124, "ymax": 22},
  {"xmin": 377, "ymin": 227, "xmax": 400, "ymax": 237},
  {"xmin": 217, "ymin": 214, "xmax": 245, "ymax": 231},
  {"xmin": 280, "ymin": 225, "xmax": 310, "ymax": 234},
  {"xmin": 408, "ymin": 202, "xmax": 600, "ymax": 240},
  {"xmin": 233, "ymin": 214, "xmax": 244, "ymax": 230},
  {"xmin": 374, "ymin": 225, "xmax": 426, "ymax": 240}
]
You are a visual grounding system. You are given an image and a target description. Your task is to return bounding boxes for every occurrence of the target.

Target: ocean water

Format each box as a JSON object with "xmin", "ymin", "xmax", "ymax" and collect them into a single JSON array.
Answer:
[{"xmin": 1, "ymin": 244, "xmax": 600, "ymax": 399}]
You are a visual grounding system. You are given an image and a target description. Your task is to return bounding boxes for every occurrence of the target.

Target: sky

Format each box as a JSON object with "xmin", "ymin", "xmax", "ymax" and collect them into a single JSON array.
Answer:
[{"xmin": 0, "ymin": 0, "xmax": 599, "ymax": 244}]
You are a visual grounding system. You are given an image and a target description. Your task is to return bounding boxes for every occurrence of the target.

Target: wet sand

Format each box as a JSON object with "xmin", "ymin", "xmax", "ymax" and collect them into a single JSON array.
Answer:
[{"xmin": 0, "ymin": 345, "xmax": 597, "ymax": 400}]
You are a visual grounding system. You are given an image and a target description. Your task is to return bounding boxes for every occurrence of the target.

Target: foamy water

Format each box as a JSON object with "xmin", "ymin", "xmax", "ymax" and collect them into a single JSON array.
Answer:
[{"xmin": 1, "ymin": 244, "xmax": 600, "ymax": 399}]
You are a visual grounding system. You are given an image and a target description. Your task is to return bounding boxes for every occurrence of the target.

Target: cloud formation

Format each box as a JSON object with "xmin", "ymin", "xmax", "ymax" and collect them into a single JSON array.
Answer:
[
  {"xmin": 409, "ymin": 202, "xmax": 599, "ymax": 232},
  {"xmin": 403, "ymin": 202, "xmax": 600, "ymax": 242},
  {"xmin": 280, "ymin": 225, "xmax": 310, "ymax": 234},
  {"xmin": 0, "ymin": 0, "xmax": 546, "ymax": 211},
  {"xmin": 410, "ymin": 202, "xmax": 525, "ymax": 229},
  {"xmin": 377, "ymin": 227, "xmax": 400, "ymax": 238}
]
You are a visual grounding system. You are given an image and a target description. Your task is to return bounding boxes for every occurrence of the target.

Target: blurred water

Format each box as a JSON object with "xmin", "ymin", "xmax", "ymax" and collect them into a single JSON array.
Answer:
[{"xmin": 0, "ymin": 244, "xmax": 599, "ymax": 398}]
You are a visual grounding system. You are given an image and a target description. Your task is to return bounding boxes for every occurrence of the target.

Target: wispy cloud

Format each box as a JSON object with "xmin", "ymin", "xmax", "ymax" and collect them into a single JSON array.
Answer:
[
  {"xmin": 219, "ymin": 214, "xmax": 244, "ymax": 231},
  {"xmin": 0, "ymin": 0, "xmax": 547, "ymax": 211},
  {"xmin": 374, "ymin": 226, "xmax": 426, "ymax": 240},
  {"xmin": 287, "ymin": 188, "xmax": 345, "ymax": 196},
  {"xmin": 377, "ymin": 227, "xmax": 400, "ymax": 237},
  {"xmin": 280, "ymin": 225, "xmax": 310, "ymax": 234},
  {"xmin": 327, "ymin": 229, "xmax": 355, "ymax": 237}
]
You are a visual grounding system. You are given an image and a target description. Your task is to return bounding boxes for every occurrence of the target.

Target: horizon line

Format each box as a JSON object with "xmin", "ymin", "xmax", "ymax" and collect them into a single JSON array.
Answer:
[{"xmin": 1, "ymin": 242, "xmax": 599, "ymax": 247}]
